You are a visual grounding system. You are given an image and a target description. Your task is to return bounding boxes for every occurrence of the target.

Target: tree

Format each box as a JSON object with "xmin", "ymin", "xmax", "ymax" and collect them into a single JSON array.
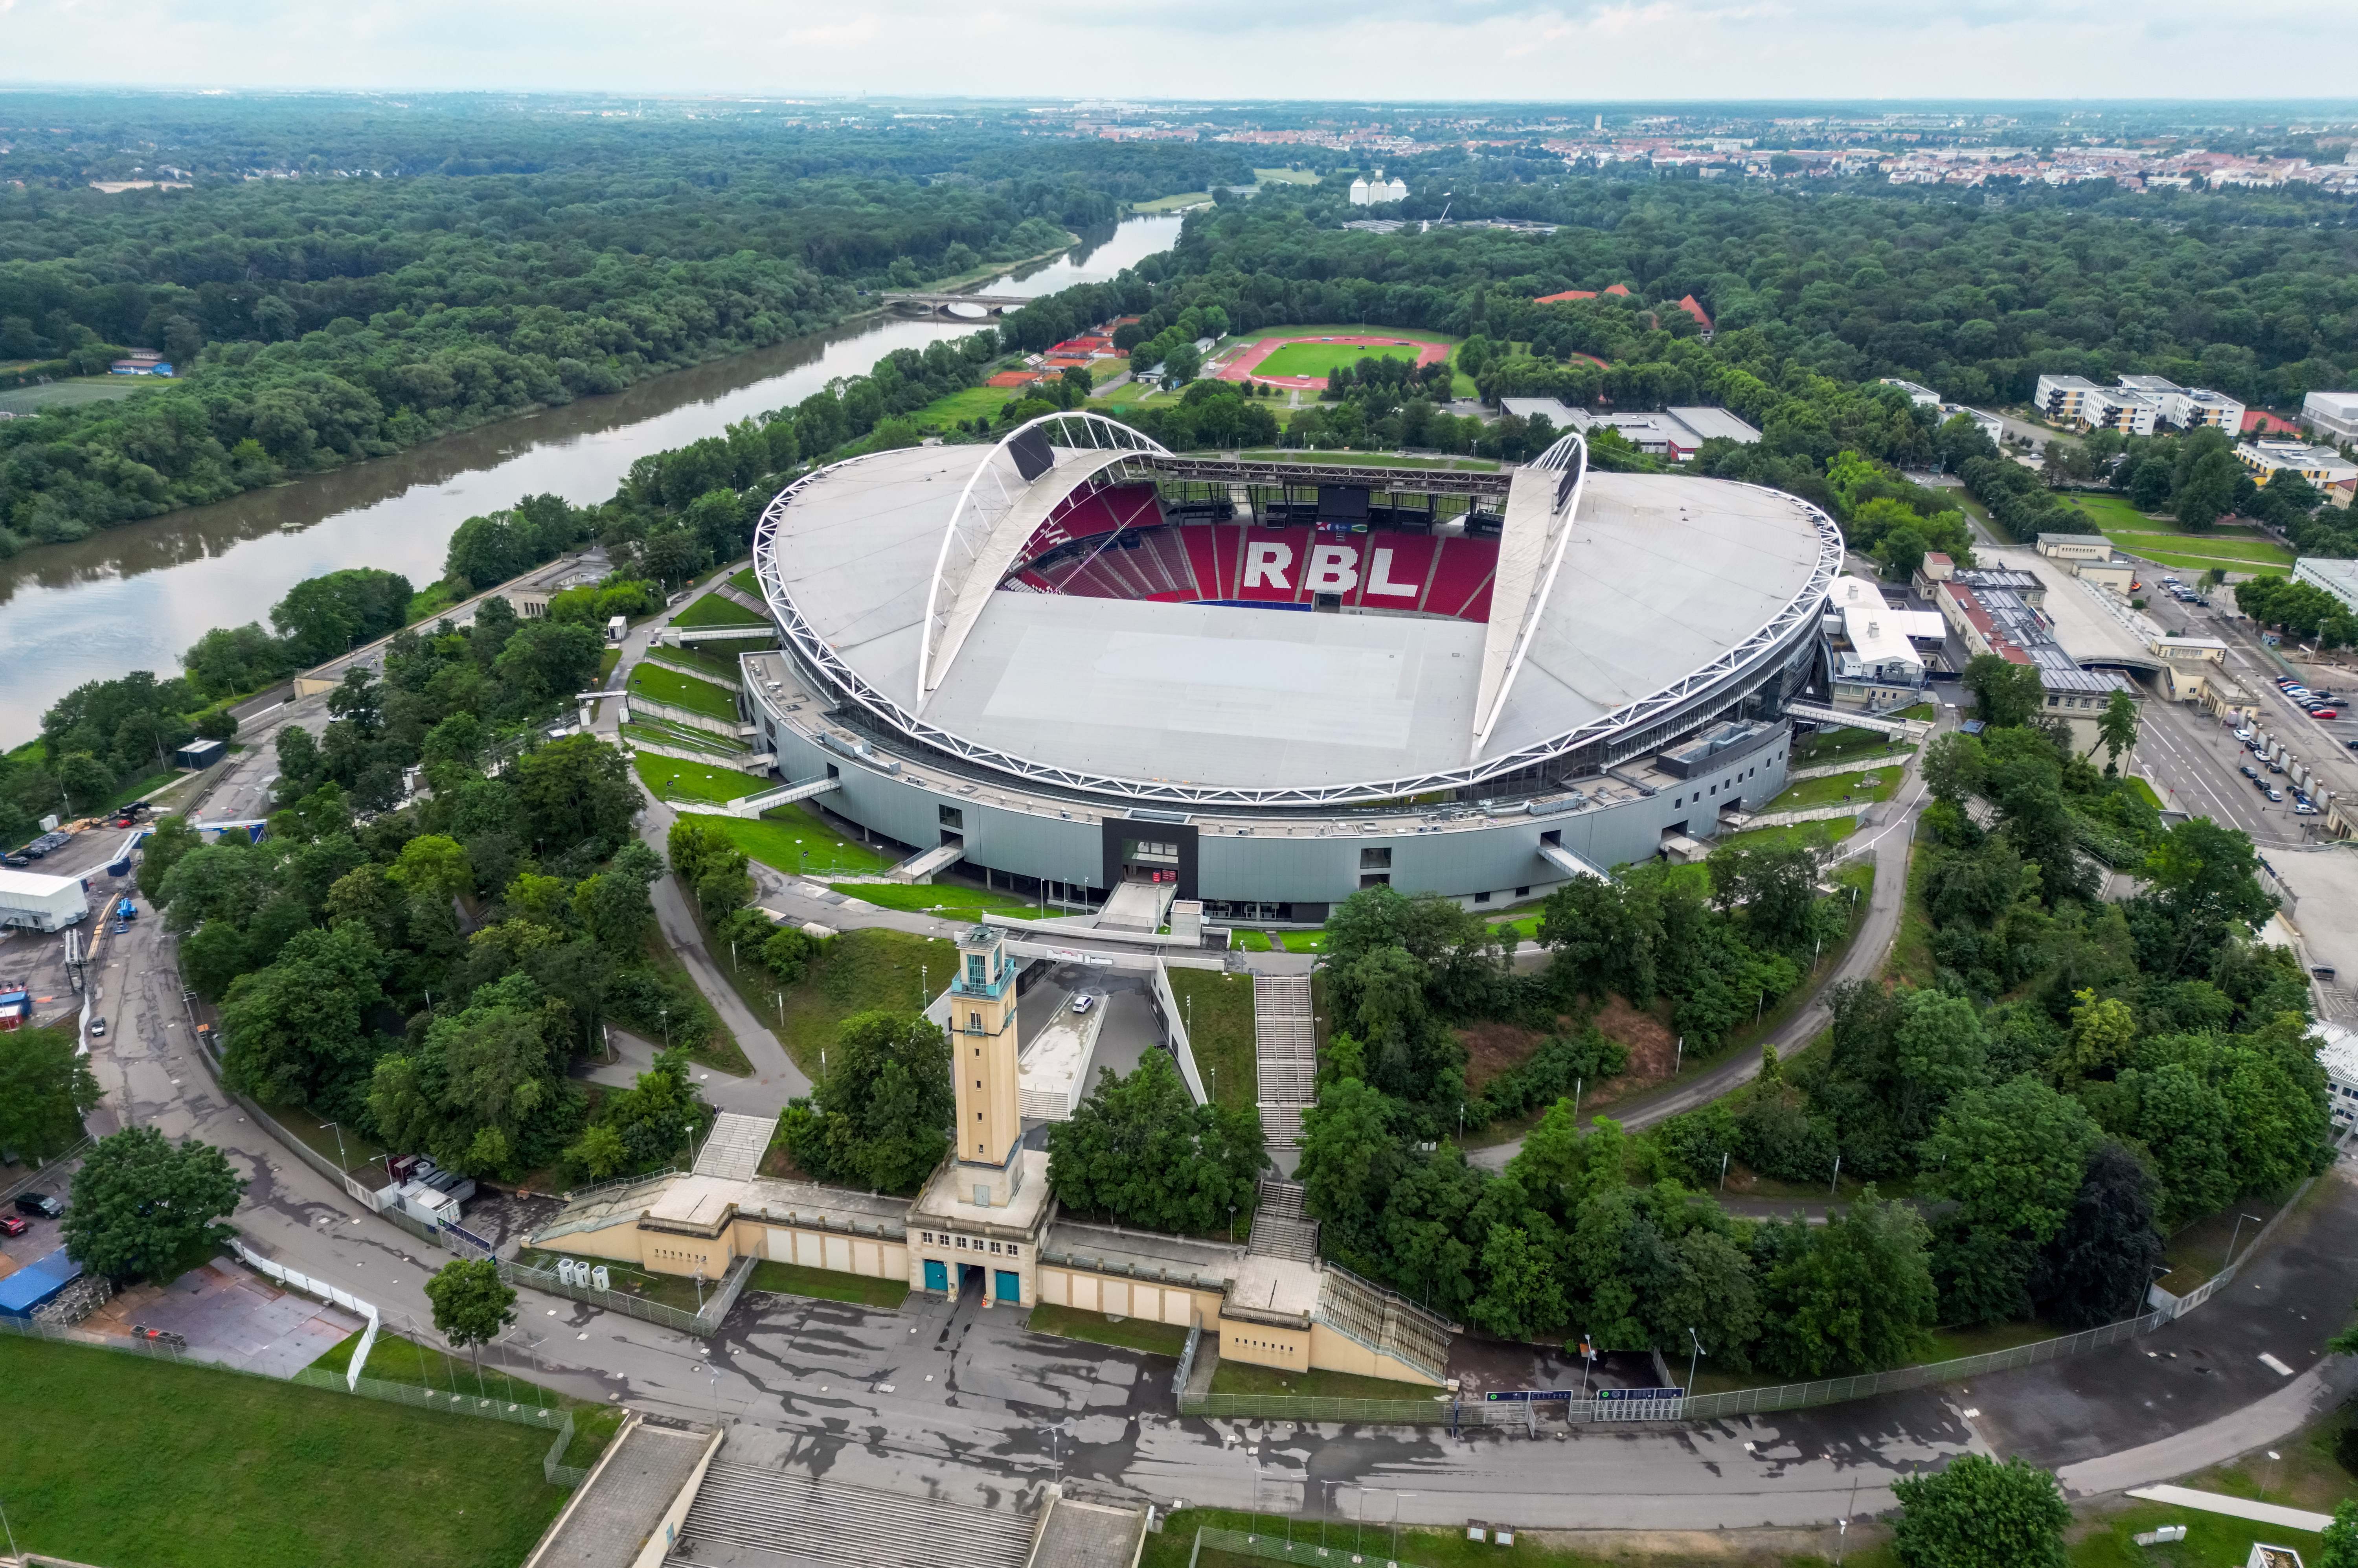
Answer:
[
  {"xmin": 1757, "ymin": 1189, "xmax": 1937, "ymax": 1377},
  {"xmin": 2031, "ymin": 1142, "xmax": 2163, "ymax": 1330},
  {"xmin": 574, "ymin": 840, "xmax": 662, "ymax": 954},
  {"xmin": 2094, "ymin": 689, "xmax": 2138, "ymax": 770},
  {"xmin": 423, "ymin": 1257, "xmax": 517, "ymax": 1382},
  {"xmin": 777, "ymin": 1011, "xmax": 952, "ymax": 1194},
  {"xmin": 1046, "ymin": 1051, "xmax": 1264, "ymax": 1235},
  {"xmin": 135, "ymin": 812, "xmax": 201, "ymax": 903},
  {"xmin": 1962, "ymin": 654, "xmax": 2045, "ymax": 730},
  {"xmin": 513, "ymin": 735, "xmax": 638, "ymax": 857},
  {"xmin": 1891, "ymin": 1453, "xmax": 2069, "ymax": 1568},
  {"xmin": 2321, "ymin": 1500, "xmax": 2358, "ymax": 1568},
  {"xmin": 0, "ymin": 1025, "xmax": 102, "ymax": 1160},
  {"xmin": 390, "ymin": 833, "xmax": 474, "ymax": 908},
  {"xmin": 62, "ymin": 1126, "xmax": 247, "ymax": 1283},
  {"xmin": 1470, "ymin": 1223, "xmax": 1567, "ymax": 1341},
  {"xmin": 218, "ymin": 923, "xmax": 392, "ymax": 1109},
  {"xmin": 1706, "ymin": 835, "xmax": 1823, "ymax": 955}
]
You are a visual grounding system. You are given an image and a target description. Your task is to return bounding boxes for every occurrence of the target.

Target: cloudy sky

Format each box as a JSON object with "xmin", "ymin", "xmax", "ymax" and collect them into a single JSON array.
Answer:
[{"xmin": 5, "ymin": 0, "xmax": 2354, "ymax": 102}]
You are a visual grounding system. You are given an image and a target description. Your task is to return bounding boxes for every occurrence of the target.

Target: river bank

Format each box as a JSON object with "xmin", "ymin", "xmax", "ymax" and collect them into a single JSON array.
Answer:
[{"xmin": 0, "ymin": 213, "xmax": 1181, "ymax": 744}]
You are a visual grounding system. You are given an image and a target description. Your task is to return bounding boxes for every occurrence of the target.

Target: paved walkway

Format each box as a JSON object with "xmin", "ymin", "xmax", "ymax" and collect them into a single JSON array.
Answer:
[{"xmin": 2123, "ymin": 1485, "xmax": 2334, "ymax": 1534}]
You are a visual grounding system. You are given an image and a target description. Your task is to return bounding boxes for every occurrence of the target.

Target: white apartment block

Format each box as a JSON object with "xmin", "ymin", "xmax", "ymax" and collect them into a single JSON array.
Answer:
[
  {"xmin": 2035, "ymin": 373, "xmax": 2243, "ymax": 436},
  {"xmin": 2303, "ymin": 391, "xmax": 2358, "ymax": 443}
]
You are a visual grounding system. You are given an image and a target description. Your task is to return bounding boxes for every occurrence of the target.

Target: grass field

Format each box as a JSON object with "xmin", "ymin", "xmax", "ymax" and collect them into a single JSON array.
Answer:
[
  {"xmin": 1028, "ymin": 1302, "xmax": 1192, "ymax": 1355},
  {"xmin": 1130, "ymin": 190, "xmax": 1214, "ymax": 213},
  {"xmin": 1253, "ymin": 338, "xmax": 1427, "ymax": 380},
  {"xmin": 670, "ymin": 591, "xmax": 769, "ymax": 629},
  {"xmin": 773, "ymin": 926, "xmax": 959, "ymax": 1076},
  {"xmin": 912, "ymin": 381, "xmax": 1023, "ymax": 430},
  {"xmin": 1764, "ymin": 764, "xmax": 1902, "ymax": 813},
  {"xmin": 2056, "ymin": 493, "xmax": 2296, "ymax": 570},
  {"xmin": 1220, "ymin": 322, "xmax": 1476, "ymax": 397},
  {"xmin": 1251, "ymin": 167, "xmax": 1319, "ymax": 184},
  {"xmin": 629, "ymin": 661, "xmax": 739, "ymax": 720},
  {"xmin": 630, "ymin": 752, "xmax": 773, "ymax": 804},
  {"xmin": 0, "ymin": 376, "xmax": 146, "ymax": 414},
  {"xmin": 1715, "ymin": 817, "xmax": 1860, "ymax": 854},
  {"xmin": 0, "ymin": 1333, "xmax": 569, "ymax": 1568},
  {"xmin": 1168, "ymin": 967, "xmax": 1256, "ymax": 1110},
  {"xmin": 645, "ymin": 644, "xmax": 746, "ymax": 686},
  {"xmin": 748, "ymin": 1259, "xmax": 909, "ymax": 1309},
  {"xmin": 706, "ymin": 803, "xmax": 897, "ymax": 878},
  {"xmin": 827, "ymin": 880, "xmax": 1044, "ymax": 919}
]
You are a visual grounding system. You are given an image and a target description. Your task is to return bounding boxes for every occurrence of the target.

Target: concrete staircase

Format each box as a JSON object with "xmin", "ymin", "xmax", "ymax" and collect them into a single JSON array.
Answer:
[
  {"xmin": 1249, "ymin": 1177, "xmax": 1320, "ymax": 1263},
  {"xmin": 1253, "ymin": 974, "xmax": 1316, "ymax": 1153},
  {"xmin": 1094, "ymin": 879, "xmax": 1176, "ymax": 932},
  {"xmin": 692, "ymin": 1113, "xmax": 779, "ymax": 1183},
  {"xmin": 888, "ymin": 842, "xmax": 965, "ymax": 883},
  {"xmin": 676, "ymin": 1463, "xmax": 1033, "ymax": 1568}
]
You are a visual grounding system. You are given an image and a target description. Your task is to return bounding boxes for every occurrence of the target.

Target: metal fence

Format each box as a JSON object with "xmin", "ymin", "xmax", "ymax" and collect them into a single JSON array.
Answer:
[
  {"xmin": 1189, "ymin": 1524, "xmax": 1430, "ymax": 1568},
  {"xmin": 499, "ymin": 1251, "xmax": 755, "ymax": 1338}
]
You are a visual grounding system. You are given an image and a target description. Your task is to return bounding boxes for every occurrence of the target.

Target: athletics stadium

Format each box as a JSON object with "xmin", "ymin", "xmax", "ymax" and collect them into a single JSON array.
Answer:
[{"xmin": 739, "ymin": 412, "xmax": 1843, "ymax": 926}]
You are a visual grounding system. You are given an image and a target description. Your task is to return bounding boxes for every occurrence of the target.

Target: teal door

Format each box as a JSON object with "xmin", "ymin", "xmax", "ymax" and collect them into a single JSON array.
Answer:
[
  {"xmin": 924, "ymin": 1259, "xmax": 949, "ymax": 1293},
  {"xmin": 994, "ymin": 1269, "xmax": 1021, "ymax": 1304}
]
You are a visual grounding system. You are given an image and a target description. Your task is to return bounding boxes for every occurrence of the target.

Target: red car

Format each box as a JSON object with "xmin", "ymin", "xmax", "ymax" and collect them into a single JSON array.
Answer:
[
  {"xmin": 0, "ymin": 1215, "xmax": 27, "ymax": 1237},
  {"xmin": 2310, "ymin": 708, "xmax": 2340, "ymax": 720}
]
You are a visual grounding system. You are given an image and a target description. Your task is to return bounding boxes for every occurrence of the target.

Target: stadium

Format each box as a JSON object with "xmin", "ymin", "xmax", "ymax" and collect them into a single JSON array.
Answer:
[{"xmin": 742, "ymin": 412, "xmax": 1843, "ymax": 925}]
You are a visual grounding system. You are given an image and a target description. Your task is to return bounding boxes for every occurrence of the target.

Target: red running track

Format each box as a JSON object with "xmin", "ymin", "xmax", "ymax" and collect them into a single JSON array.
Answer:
[{"xmin": 1213, "ymin": 334, "xmax": 1452, "ymax": 391}]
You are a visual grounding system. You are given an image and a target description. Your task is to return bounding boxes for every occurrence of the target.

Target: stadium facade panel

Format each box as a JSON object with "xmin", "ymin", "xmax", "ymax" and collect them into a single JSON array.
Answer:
[{"xmin": 735, "ymin": 415, "xmax": 1842, "ymax": 917}]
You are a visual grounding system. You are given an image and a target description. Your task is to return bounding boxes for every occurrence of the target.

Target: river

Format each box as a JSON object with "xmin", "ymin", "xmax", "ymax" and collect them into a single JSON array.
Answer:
[{"xmin": 0, "ymin": 212, "xmax": 1183, "ymax": 744}]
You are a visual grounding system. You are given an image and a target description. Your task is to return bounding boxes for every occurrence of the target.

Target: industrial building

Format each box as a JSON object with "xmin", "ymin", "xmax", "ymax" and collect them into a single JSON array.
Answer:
[
  {"xmin": 2302, "ymin": 391, "xmax": 2358, "ymax": 443},
  {"xmin": 722, "ymin": 414, "xmax": 1841, "ymax": 921},
  {"xmin": 0, "ymin": 868, "xmax": 90, "ymax": 932},
  {"xmin": 1497, "ymin": 400, "xmax": 1762, "ymax": 461}
]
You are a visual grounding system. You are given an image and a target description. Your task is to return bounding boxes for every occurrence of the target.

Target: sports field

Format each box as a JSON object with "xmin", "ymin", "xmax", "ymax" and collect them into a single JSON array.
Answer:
[
  {"xmin": 2054, "ymin": 493, "xmax": 2294, "ymax": 572},
  {"xmin": 0, "ymin": 377, "xmax": 146, "ymax": 415},
  {"xmin": 1253, "ymin": 338, "xmax": 1427, "ymax": 380}
]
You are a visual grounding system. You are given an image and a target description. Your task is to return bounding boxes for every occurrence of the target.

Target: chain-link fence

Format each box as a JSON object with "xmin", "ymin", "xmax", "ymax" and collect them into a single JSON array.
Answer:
[{"xmin": 1181, "ymin": 1171, "xmax": 2323, "ymax": 1429}]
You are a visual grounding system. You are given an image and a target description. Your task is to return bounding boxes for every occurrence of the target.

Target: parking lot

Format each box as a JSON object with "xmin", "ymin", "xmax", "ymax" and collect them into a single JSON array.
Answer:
[{"xmin": 83, "ymin": 1256, "xmax": 367, "ymax": 1378}]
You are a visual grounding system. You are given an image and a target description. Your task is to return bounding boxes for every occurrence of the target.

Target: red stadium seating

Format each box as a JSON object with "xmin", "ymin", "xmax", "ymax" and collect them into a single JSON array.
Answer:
[{"xmin": 1005, "ymin": 517, "xmax": 1498, "ymax": 623}]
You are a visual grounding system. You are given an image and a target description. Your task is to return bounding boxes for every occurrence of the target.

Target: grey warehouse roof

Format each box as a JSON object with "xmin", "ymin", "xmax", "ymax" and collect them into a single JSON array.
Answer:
[{"xmin": 754, "ymin": 437, "xmax": 1836, "ymax": 801}]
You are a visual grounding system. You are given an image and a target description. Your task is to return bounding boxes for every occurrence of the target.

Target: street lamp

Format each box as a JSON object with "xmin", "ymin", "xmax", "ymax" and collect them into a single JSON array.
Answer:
[
  {"xmin": 1685, "ymin": 1327, "xmax": 1707, "ymax": 1399},
  {"xmin": 2226, "ymin": 1211, "xmax": 2266, "ymax": 1268},
  {"xmin": 320, "ymin": 1120, "xmax": 348, "ymax": 1175}
]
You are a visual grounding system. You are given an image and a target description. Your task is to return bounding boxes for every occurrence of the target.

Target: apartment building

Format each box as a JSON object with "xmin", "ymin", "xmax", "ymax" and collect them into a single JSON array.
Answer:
[
  {"xmin": 2238, "ymin": 441, "xmax": 2358, "ymax": 507},
  {"xmin": 2034, "ymin": 373, "xmax": 2244, "ymax": 436}
]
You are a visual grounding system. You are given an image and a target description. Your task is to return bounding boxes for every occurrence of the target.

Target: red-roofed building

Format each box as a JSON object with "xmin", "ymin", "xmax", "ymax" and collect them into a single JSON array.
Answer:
[
  {"xmin": 1674, "ymin": 294, "xmax": 1714, "ymax": 334},
  {"xmin": 1604, "ymin": 283, "xmax": 1633, "ymax": 297}
]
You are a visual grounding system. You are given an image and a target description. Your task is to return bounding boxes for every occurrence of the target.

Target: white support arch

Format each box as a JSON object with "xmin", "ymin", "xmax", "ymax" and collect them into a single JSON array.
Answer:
[
  {"xmin": 1470, "ymin": 432, "xmax": 1588, "ymax": 760},
  {"xmin": 915, "ymin": 411, "xmax": 1168, "ymax": 705}
]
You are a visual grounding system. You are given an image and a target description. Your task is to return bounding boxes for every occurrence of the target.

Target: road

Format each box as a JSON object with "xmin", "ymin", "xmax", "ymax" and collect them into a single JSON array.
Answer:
[
  {"xmin": 1470, "ymin": 700, "xmax": 1947, "ymax": 1169},
  {"xmin": 61, "ymin": 545, "xmax": 2358, "ymax": 1538}
]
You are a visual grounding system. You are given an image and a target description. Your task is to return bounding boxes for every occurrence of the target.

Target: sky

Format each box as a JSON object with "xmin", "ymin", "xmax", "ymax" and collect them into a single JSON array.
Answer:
[{"xmin": 6, "ymin": 0, "xmax": 2357, "ymax": 103}]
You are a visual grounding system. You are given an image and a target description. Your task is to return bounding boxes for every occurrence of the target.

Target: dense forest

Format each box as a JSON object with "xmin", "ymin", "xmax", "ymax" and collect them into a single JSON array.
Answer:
[{"xmin": 0, "ymin": 102, "xmax": 1254, "ymax": 556}]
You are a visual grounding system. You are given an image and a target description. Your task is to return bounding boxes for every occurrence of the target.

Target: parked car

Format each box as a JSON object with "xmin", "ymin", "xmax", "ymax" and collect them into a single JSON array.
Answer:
[
  {"xmin": 13, "ymin": 1192, "xmax": 62, "ymax": 1220},
  {"xmin": 0, "ymin": 852, "xmax": 29, "ymax": 868},
  {"xmin": 2345, "ymin": 739, "xmax": 2358, "ymax": 752},
  {"xmin": 2311, "ymin": 708, "xmax": 2340, "ymax": 720},
  {"xmin": 2268, "ymin": 787, "xmax": 2285, "ymax": 802},
  {"xmin": 89, "ymin": 1017, "xmax": 106, "ymax": 1039},
  {"xmin": 2194, "ymin": 596, "xmax": 2211, "ymax": 607},
  {"xmin": 2241, "ymin": 764, "xmax": 2261, "ymax": 779},
  {"xmin": 0, "ymin": 1215, "xmax": 26, "ymax": 1237},
  {"xmin": 2269, "ymin": 761, "xmax": 2286, "ymax": 773}
]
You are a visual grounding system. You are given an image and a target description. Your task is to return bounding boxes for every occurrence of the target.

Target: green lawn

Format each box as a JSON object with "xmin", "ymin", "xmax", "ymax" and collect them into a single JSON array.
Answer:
[
  {"xmin": 1251, "ymin": 167, "xmax": 1319, "ymax": 184},
  {"xmin": 1888, "ymin": 840, "xmax": 1936, "ymax": 987},
  {"xmin": 621, "ymin": 721, "xmax": 745, "ymax": 760},
  {"xmin": 408, "ymin": 577, "xmax": 471, "ymax": 624},
  {"xmin": 728, "ymin": 565, "xmax": 760, "ymax": 595},
  {"xmin": 0, "ymin": 376, "xmax": 145, "ymax": 414},
  {"xmin": 1028, "ymin": 1302, "xmax": 1191, "ymax": 1356},
  {"xmin": 0, "ymin": 1333, "xmax": 568, "ymax": 1568},
  {"xmin": 634, "ymin": 927, "xmax": 753, "ymax": 1075},
  {"xmin": 1764, "ymin": 765, "xmax": 1901, "ymax": 813},
  {"xmin": 630, "ymin": 752, "xmax": 773, "ymax": 805},
  {"xmin": 1207, "ymin": 1360, "xmax": 1443, "ymax": 1401},
  {"xmin": 706, "ymin": 803, "xmax": 897, "ymax": 878},
  {"xmin": 1714, "ymin": 818, "xmax": 1859, "ymax": 853},
  {"xmin": 1169, "ymin": 968, "xmax": 1256, "ymax": 1111},
  {"xmin": 1253, "ymin": 338, "xmax": 1429, "ymax": 381},
  {"xmin": 2056, "ymin": 493, "xmax": 2296, "ymax": 570},
  {"xmin": 310, "ymin": 1327, "xmax": 621, "ymax": 1461},
  {"xmin": 670, "ymin": 592, "xmax": 769, "ymax": 629},
  {"xmin": 774, "ymin": 926, "xmax": 960, "ymax": 1077},
  {"xmin": 1795, "ymin": 725, "xmax": 1913, "ymax": 765},
  {"xmin": 912, "ymin": 381, "xmax": 1024, "ymax": 430},
  {"xmin": 647, "ymin": 644, "xmax": 745, "ymax": 686},
  {"xmin": 2125, "ymin": 774, "xmax": 2165, "ymax": 810},
  {"xmin": 629, "ymin": 662, "xmax": 738, "ymax": 721},
  {"xmin": 827, "ymin": 880, "xmax": 1044, "ymax": 919},
  {"xmin": 747, "ymin": 1259, "xmax": 909, "ymax": 1309},
  {"xmin": 1130, "ymin": 190, "xmax": 1213, "ymax": 213}
]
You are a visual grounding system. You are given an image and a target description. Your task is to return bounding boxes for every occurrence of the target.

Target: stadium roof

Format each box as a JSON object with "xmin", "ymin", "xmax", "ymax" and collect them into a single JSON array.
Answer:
[{"xmin": 754, "ymin": 422, "xmax": 1839, "ymax": 805}]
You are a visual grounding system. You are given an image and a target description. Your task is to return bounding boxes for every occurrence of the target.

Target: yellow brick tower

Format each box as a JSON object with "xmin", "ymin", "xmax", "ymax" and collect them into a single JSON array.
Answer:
[{"xmin": 948, "ymin": 924, "xmax": 1023, "ymax": 1204}]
